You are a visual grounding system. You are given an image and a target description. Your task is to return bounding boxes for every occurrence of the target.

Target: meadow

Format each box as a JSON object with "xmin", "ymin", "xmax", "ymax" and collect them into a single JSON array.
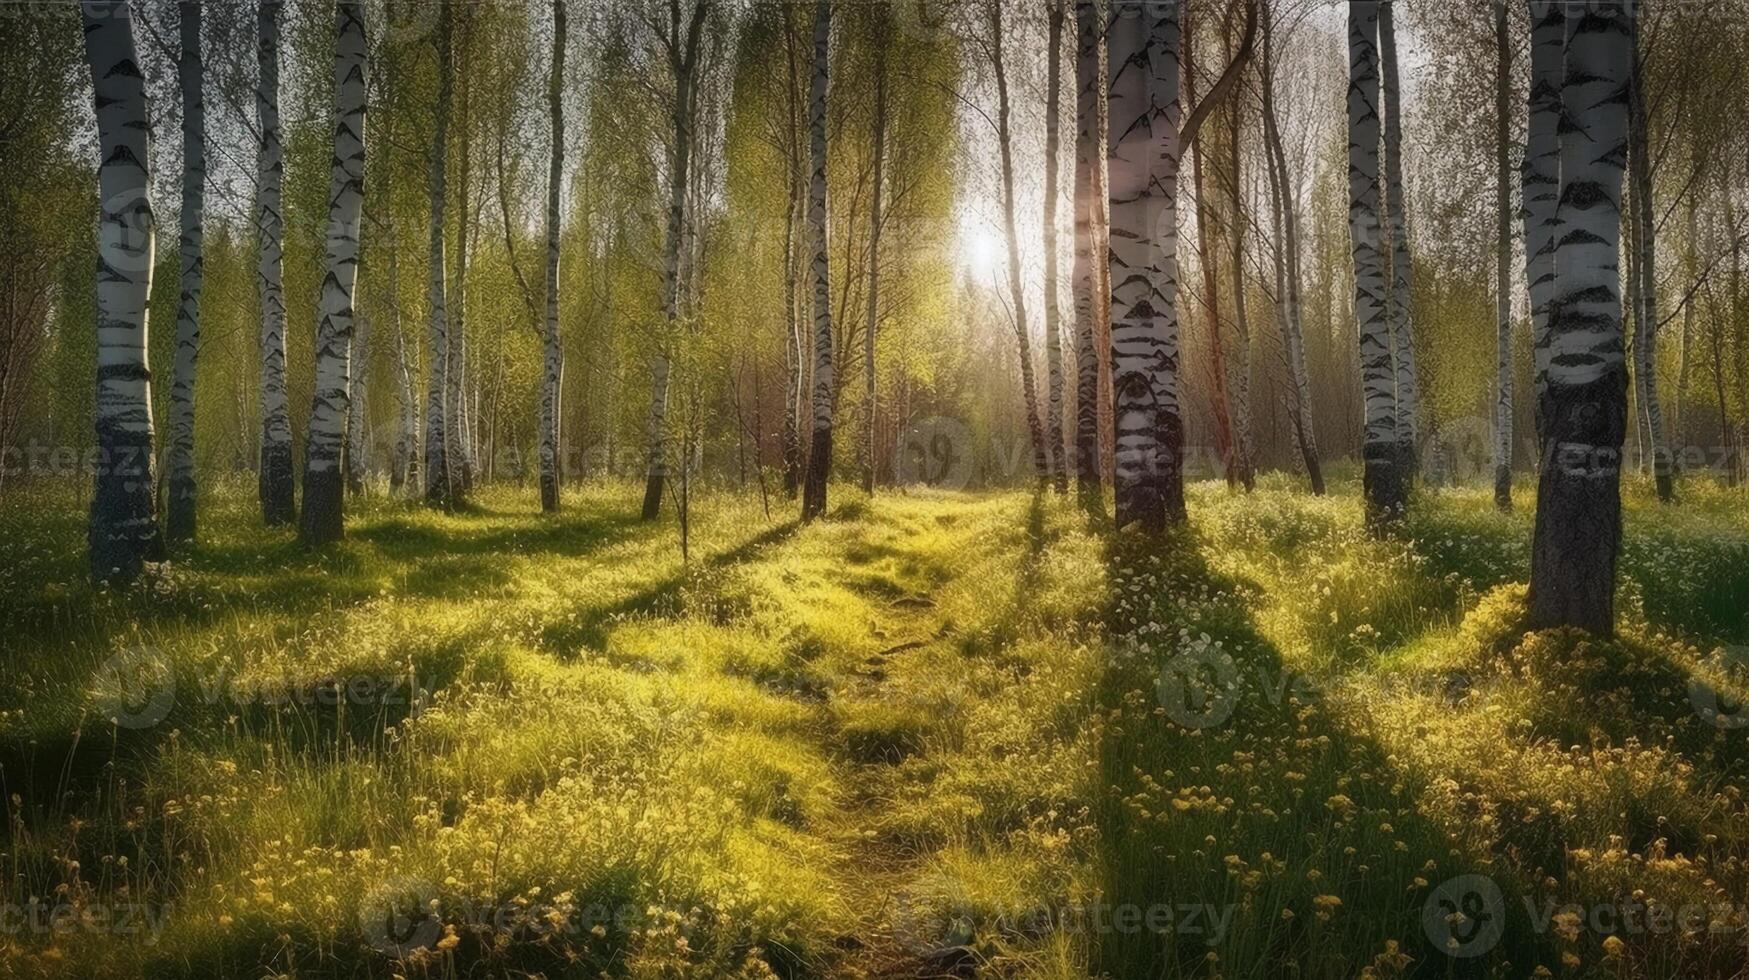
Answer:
[{"xmin": 0, "ymin": 473, "xmax": 1745, "ymax": 979}]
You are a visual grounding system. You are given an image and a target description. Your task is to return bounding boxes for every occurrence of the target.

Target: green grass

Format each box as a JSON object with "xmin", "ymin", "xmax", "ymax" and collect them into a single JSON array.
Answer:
[{"xmin": 0, "ymin": 471, "xmax": 1743, "ymax": 978}]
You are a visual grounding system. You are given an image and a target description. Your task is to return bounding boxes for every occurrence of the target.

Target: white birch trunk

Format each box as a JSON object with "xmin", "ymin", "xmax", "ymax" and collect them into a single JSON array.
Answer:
[
  {"xmin": 424, "ymin": 0, "xmax": 454, "ymax": 506},
  {"xmin": 299, "ymin": 0, "xmax": 368, "ymax": 544},
  {"xmin": 1527, "ymin": 1, "xmax": 1632, "ymax": 634},
  {"xmin": 862, "ymin": 19, "xmax": 886, "ymax": 497},
  {"xmin": 1627, "ymin": 28, "xmax": 1672, "ymax": 501},
  {"xmin": 84, "ymin": 0, "xmax": 162, "ymax": 583},
  {"xmin": 1349, "ymin": 2, "xmax": 1401, "ymax": 520},
  {"xmin": 167, "ymin": 0, "xmax": 204, "ymax": 543},
  {"xmin": 539, "ymin": 0, "xmax": 565, "ymax": 512},
  {"xmin": 1494, "ymin": 0, "xmax": 1514, "ymax": 508},
  {"xmin": 257, "ymin": 0, "xmax": 294, "ymax": 525},
  {"xmin": 800, "ymin": 0, "xmax": 834, "ymax": 521},
  {"xmin": 1523, "ymin": 0, "xmax": 1564, "ymax": 425},
  {"xmin": 1041, "ymin": 0, "xmax": 1068, "ymax": 492},
  {"xmin": 1071, "ymin": 0, "xmax": 1104, "ymax": 512},
  {"xmin": 641, "ymin": 1, "xmax": 709, "ymax": 520},
  {"xmin": 1378, "ymin": 0, "xmax": 1418, "ymax": 477},
  {"xmin": 1108, "ymin": 0, "xmax": 1185, "ymax": 530}
]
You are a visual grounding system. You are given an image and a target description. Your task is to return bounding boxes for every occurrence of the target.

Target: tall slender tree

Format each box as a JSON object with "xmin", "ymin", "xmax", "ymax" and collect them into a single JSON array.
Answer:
[
  {"xmin": 83, "ymin": 0, "xmax": 163, "ymax": 583},
  {"xmin": 1071, "ymin": 0, "xmax": 1103, "ymax": 514},
  {"xmin": 299, "ymin": 0, "xmax": 368, "ymax": 545},
  {"xmin": 1527, "ymin": 0, "xmax": 1632, "ymax": 634},
  {"xmin": 1260, "ymin": 0, "xmax": 1321, "ymax": 495},
  {"xmin": 1627, "ymin": 15, "xmax": 1672, "ymax": 502},
  {"xmin": 640, "ymin": 0, "xmax": 710, "ymax": 520},
  {"xmin": 1222, "ymin": 7, "xmax": 1255, "ymax": 493},
  {"xmin": 1108, "ymin": 0, "xmax": 1185, "ymax": 530},
  {"xmin": 1041, "ymin": 0, "xmax": 1068, "ymax": 492},
  {"xmin": 1377, "ymin": 0, "xmax": 1419, "ymax": 481},
  {"xmin": 257, "ymin": 0, "xmax": 294, "ymax": 525},
  {"xmin": 1494, "ymin": 0, "xmax": 1514, "ymax": 509},
  {"xmin": 539, "ymin": 0, "xmax": 566, "ymax": 512},
  {"xmin": 861, "ymin": 7, "xmax": 887, "ymax": 497},
  {"xmin": 166, "ymin": 0, "xmax": 204, "ymax": 543},
  {"xmin": 424, "ymin": 0, "xmax": 455, "ymax": 508},
  {"xmin": 800, "ymin": 0, "xmax": 833, "ymax": 521},
  {"xmin": 1348, "ymin": 1, "xmax": 1402, "ymax": 522},
  {"xmin": 987, "ymin": 0, "xmax": 1049, "ymax": 486}
]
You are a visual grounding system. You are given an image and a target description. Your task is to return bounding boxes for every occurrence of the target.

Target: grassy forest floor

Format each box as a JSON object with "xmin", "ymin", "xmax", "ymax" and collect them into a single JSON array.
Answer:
[{"xmin": 0, "ymin": 473, "xmax": 1746, "ymax": 979}]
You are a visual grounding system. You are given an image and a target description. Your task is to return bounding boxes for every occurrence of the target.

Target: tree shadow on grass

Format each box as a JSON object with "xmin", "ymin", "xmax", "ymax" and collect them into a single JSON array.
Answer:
[
  {"xmin": 1092, "ymin": 528, "xmax": 1533, "ymax": 979},
  {"xmin": 539, "ymin": 518, "xmax": 802, "ymax": 657}
]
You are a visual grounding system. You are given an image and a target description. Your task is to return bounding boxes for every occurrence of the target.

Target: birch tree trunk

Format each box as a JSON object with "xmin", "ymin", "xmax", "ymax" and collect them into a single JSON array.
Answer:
[
  {"xmin": 299, "ymin": 0, "xmax": 368, "ymax": 545},
  {"xmin": 989, "ymin": 1, "xmax": 1049, "ymax": 487},
  {"xmin": 84, "ymin": 0, "xmax": 162, "ymax": 583},
  {"xmin": 800, "ymin": 0, "xmax": 834, "ymax": 521},
  {"xmin": 539, "ymin": 0, "xmax": 566, "ymax": 513},
  {"xmin": 257, "ymin": 0, "xmax": 295, "ymax": 525},
  {"xmin": 389, "ymin": 234, "xmax": 417, "ymax": 496},
  {"xmin": 1223, "ymin": 21, "xmax": 1254, "ymax": 493},
  {"xmin": 1378, "ymin": 0, "xmax": 1418, "ymax": 481},
  {"xmin": 1071, "ymin": 0, "xmax": 1104, "ymax": 514},
  {"xmin": 1041, "ymin": 0, "xmax": 1068, "ymax": 492},
  {"xmin": 1494, "ymin": 0, "xmax": 1514, "ymax": 509},
  {"xmin": 641, "ymin": 0, "xmax": 710, "ymax": 520},
  {"xmin": 1108, "ymin": 0, "xmax": 1185, "ymax": 531},
  {"xmin": 781, "ymin": 4, "xmax": 803, "ymax": 500},
  {"xmin": 424, "ymin": 0, "xmax": 455, "ymax": 507},
  {"xmin": 862, "ymin": 17, "xmax": 886, "ymax": 497},
  {"xmin": 167, "ymin": 0, "xmax": 204, "ymax": 543},
  {"xmin": 1183, "ymin": 18, "xmax": 1238, "ymax": 488},
  {"xmin": 450, "ymin": 53, "xmax": 474, "ymax": 495},
  {"xmin": 1527, "ymin": 1, "xmax": 1631, "ymax": 635},
  {"xmin": 1348, "ymin": 1, "xmax": 1403, "ymax": 522},
  {"xmin": 1261, "ymin": 0, "xmax": 1321, "ymax": 495},
  {"xmin": 1627, "ymin": 24, "xmax": 1672, "ymax": 502},
  {"xmin": 1522, "ymin": 0, "xmax": 1564, "ymax": 430},
  {"xmin": 345, "ymin": 310, "xmax": 369, "ymax": 494}
]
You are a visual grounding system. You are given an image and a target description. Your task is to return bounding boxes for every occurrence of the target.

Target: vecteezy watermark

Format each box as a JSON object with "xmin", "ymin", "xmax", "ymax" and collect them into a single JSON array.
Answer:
[
  {"xmin": 1423, "ymin": 874, "xmax": 1749, "ymax": 960},
  {"xmin": 1423, "ymin": 874, "xmax": 1506, "ymax": 958},
  {"xmin": 890, "ymin": 891, "xmax": 1235, "ymax": 955},
  {"xmin": 359, "ymin": 876, "xmax": 443, "ymax": 956},
  {"xmin": 91, "ymin": 646, "xmax": 178, "ymax": 730},
  {"xmin": 0, "ymin": 900, "xmax": 172, "ymax": 942},
  {"xmin": 90, "ymin": 645, "xmax": 434, "ymax": 731},
  {"xmin": 892, "ymin": 416, "xmax": 975, "ymax": 489},
  {"xmin": 1146, "ymin": 634, "xmax": 1317, "ymax": 730},
  {"xmin": 1688, "ymin": 646, "xmax": 1749, "ymax": 731}
]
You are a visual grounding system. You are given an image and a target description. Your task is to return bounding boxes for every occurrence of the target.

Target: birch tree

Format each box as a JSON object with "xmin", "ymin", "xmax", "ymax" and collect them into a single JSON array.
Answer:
[
  {"xmin": 1260, "ymin": 0, "xmax": 1321, "ymax": 495},
  {"xmin": 425, "ymin": 0, "xmax": 455, "ymax": 507},
  {"xmin": 1108, "ymin": 0, "xmax": 1185, "ymax": 530},
  {"xmin": 985, "ymin": 0, "xmax": 1049, "ymax": 486},
  {"xmin": 1378, "ymin": 0, "xmax": 1419, "ymax": 481},
  {"xmin": 640, "ymin": 0, "xmax": 710, "ymax": 521},
  {"xmin": 1522, "ymin": 0, "xmax": 1563, "ymax": 432},
  {"xmin": 1527, "ymin": 0, "xmax": 1631, "ymax": 634},
  {"xmin": 861, "ymin": 9, "xmax": 887, "ymax": 497},
  {"xmin": 1041, "ymin": 0, "xmax": 1068, "ymax": 492},
  {"xmin": 1071, "ymin": 0, "xmax": 1103, "ymax": 514},
  {"xmin": 83, "ymin": 0, "xmax": 163, "ymax": 583},
  {"xmin": 539, "ymin": 0, "xmax": 566, "ymax": 512},
  {"xmin": 257, "ymin": 0, "xmax": 294, "ymax": 525},
  {"xmin": 1348, "ymin": 1, "xmax": 1403, "ymax": 521},
  {"xmin": 800, "ymin": 0, "xmax": 833, "ymax": 521},
  {"xmin": 166, "ymin": 0, "xmax": 204, "ymax": 543},
  {"xmin": 1494, "ymin": 0, "xmax": 1513, "ymax": 509},
  {"xmin": 1627, "ymin": 16, "xmax": 1672, "ymax": 502},
  {"xmin": 299, "ymin": 0, "xmax": 368, "ymax": 545}
]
